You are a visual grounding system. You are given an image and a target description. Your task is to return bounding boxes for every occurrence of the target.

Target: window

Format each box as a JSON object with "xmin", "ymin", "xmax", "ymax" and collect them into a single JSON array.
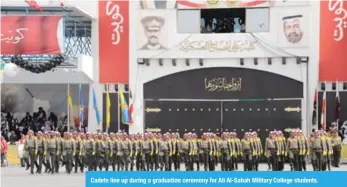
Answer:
[
  {"xmin": 200, "ymin": 8, "xmax": 246, "ymax": 33},
  {"xmin": 176, "ymin": 8, "xmax": 269, "ymax": 34},
  {"xmin": 177, "ymin": 10, "xmax": 201, "ymax": 33},
  {"xmin": 246, "ymin": 8, "xmax": 269, "ymax": 32}
]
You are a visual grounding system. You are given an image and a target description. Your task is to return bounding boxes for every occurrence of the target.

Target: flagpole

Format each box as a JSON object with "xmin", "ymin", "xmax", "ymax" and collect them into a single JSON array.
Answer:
[
  {"xmin": 118, "ymin": 84, "xmax": 120, "ymax": 132},
  {"xmin": 67, "ymin": 84, "xmax": 70, "ymax": 132},
  {"xmin": 336, "ymin": 80, "xmax": 339, "ymax": 131},
  {"xmin": 316, "ymin": 82, "xmax": 319, "ymax": 130},
  {"xmin": 324, "ymin": 81, "xmax": 327, "ymax": 130},
  {"xmin": 106, "ymin": 84, "xmax": 109, "ymax": 134}
]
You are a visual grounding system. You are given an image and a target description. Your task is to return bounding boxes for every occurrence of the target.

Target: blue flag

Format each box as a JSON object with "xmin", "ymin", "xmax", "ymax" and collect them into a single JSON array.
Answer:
[
  {"xmin": 93, "ymin": 87, "xmax": 101, "ymax": 126},
  {"xmin": 79, "ymin": 85, "xmax": 84, "ymax": 128}
]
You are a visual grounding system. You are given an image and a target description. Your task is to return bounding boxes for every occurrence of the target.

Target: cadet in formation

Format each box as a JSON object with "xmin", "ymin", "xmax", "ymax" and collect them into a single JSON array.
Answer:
[{"xmin": 21, "ymin": 128, "xmax": 342, "ymax": 174}]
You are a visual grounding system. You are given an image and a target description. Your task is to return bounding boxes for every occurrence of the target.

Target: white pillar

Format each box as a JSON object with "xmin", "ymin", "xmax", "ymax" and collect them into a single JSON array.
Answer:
[
  {"xmin": 88, "ymin": 3, "xmax": 101, "ymax": 132},
  {"xmin": 129, "ymin": 0, "xmax": 142, "ymax": 133}
]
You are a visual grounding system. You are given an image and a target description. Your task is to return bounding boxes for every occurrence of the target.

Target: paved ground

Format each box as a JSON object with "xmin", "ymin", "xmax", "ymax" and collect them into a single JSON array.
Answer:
[{"xmin": 1, "ymin": 164, "xmax": 347, "ymax": 187}]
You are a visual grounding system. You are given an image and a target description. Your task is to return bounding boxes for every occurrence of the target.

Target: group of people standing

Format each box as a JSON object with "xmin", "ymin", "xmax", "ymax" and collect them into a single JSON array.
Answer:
[{"xmin": 20, "ymin": 128, "xmax": 342, "ymax": 174}]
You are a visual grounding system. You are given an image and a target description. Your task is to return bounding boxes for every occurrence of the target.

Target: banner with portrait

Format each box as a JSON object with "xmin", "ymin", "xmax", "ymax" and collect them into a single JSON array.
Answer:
[
  {"xmin": 319, "ymin": 0, "xmax": 347, "ymax": 81},
  {"xmin": 0, "ymin": 16, "xmax": 64, "ymax": 55},
  {"xmin": 137, "ymin": 10, "xmax": 175, "ymax": 53},
  {"xmin": 277, "ymin": 11, "xmax": 310, "ymax": 48},
  {"xmin": 99, "ymin": 0, "xmax": 129, "ymax": 84}
]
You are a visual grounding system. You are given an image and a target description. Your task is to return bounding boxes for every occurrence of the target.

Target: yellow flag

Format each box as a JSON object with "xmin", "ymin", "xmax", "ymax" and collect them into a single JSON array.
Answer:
[
  {"xmin": 106, "ymin": 85, "xmax": 111, "ymax": 129},
  {"xmin": 67, "ymin": 84, "xmax": 73, "ymax": 110}
]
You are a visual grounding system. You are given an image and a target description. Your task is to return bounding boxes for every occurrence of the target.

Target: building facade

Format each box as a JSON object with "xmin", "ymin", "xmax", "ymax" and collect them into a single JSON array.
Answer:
[{"xmin": 128, "ymin": 0, "xmax": 321, "ymax": 138}]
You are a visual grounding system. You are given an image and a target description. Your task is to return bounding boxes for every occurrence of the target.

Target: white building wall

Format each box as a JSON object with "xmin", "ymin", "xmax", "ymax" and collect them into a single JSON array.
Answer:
[
  {"xmin": 129, "ymin": 2, "xmax": 321, "ymax": 136},
  {"xmin": 72, "ymin": 1, "xmax": 320, "ymax": 134}
]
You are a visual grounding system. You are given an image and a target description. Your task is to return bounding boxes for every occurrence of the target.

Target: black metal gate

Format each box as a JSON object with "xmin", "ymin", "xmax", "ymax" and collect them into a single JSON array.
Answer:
[{"xmin": 144, "ymin": 99, "xmax": 301, "ymax": 138}]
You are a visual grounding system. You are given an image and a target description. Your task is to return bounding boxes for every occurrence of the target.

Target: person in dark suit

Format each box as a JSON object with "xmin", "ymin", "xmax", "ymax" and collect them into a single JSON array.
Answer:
[{"xmin": 141, "ymin": 16, "xmax": 167, "ymax": 50}]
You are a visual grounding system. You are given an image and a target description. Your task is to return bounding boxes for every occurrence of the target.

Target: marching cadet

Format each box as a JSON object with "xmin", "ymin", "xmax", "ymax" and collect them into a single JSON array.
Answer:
[
  {"xmin": 219, "ymin": 133, "xmax": 231, "ymax": 171},
  {"xmin": 241, "ymin": 132, "xmax": 253, "ymax": 171},
  {"xmin": 232, "ymin": 132, "xmax": 241, "ymax": 171},
  {"xmin": 46, "ymin": 132, "xmax": 58, "ymax": 174},
  {"xmin": 320, "ymin": 131, "xmax": 329, "ymax": 171},
  {"xmin": 158, "ymin": 134, "xmax": 171, "ymax": 171},
  {"xmin": 55, "ymin": 132, "xmax": 63, "ymax": 173},
  {"xmin": 251, "ymin": 132, "xmax": 262, "ymax": 171},
  {"xmin": 297, "ymin": 129, "xmax": 309, "ymax": 171},
  {"xmin": 75, "ymin": 133, "xmax": 85, "ymax": 173},
  {"xmin": 62, "ymin": 132, "xmax": 75, "ymax": 174},
  {"xmin": 115, "ymin": 133, "xmax": 123, "ymax": 171},
  {"xmin": 277, "ymin": 131, "xmax": 286, "ymax": 171},
  {"xmin": 189, "ymin": 133, "xmax": 200, "ymax": 171},
  {"xmin": 286, "ymin": 130, "xmax": 299, "ymax": 171},
  {"xmin": 35, "ymin": 131, "xmax": 46, "ymax": 174},
  {"xmin": 332, "ymin": 129, "xmax": 342, "ymax": 167},
  {"xmin": 265, "ymin": 131, "xmax": 277, "ymax": 171},
  {"xmin": 133, "ymin": 134, "xmax": 142, "ymax": 171},
  {"xmin": 324, "ymin": 131, "xmax": 333, "ymax": 171},
  {"xmin": 84, "ymin": 133, "xmax": 96, "ymax": 171},
  {"xmin": 152, "ymin": 133, "xmax": 160, "ymax": 171},
  {"xmin": 24, "ymin": 130, "xmax": 36, "ymax": 174},
  {"xmin": 180, "ymin": 134, "xmax": 190, "ymax": 171},
  {"xmin": 129, "ymin": 134, "xmax": 138, "ymax": 171},
  {"xmin": 207, "ymin": 133, "xmax": 217, "ymax": 171},
  {"xmin": 199, "ymin": 134, "xmax": 210, "ymax": 171},
  {"xmin": 104, "ymin": 133, "xmax": 113, "ymax": 171},
  {"xmin": 140, "ymin": 133, "xmax": 152, "ymax": 171},
  {"xmin": 311, "ymin": 131, "xmax": 324, "ymax": 171},
  {"xmin": 22, "ymin": 135, "xmax": 31, "ymax": 171},
  {"xmin": 331, "ymin": 129, "xmax": 342, "ymax": 167},
  {"xmin": 170, "ymin": 133, "xmax": 179, "ymax": 171},
  {"xmin": 95, "ymin": 134, "xmax": 103, "ymax": 171},
  {"xmin": 213, "ymin": 133, "xmax": 220, "ymax": 167},
  {"xmin": 43, "ymin": 132, "xmax": 51, "ymax": 173},
  {"xmin": 109, "ymin": 133, "xmax": 117, "ymax": 171},
  {"xmin": 121, "ymin": 133, "xmax": 132, "ymax": 171}
]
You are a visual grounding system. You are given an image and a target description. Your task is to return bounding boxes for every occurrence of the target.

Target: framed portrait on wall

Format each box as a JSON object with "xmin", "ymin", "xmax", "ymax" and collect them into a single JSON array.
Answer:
[
  {"xmin": 277, "ymin": 11, "xmax": 310, "ymax": 48},
  {"xmin": 137, "ymin": 10, "xmax": 173, "ymax": 51}
]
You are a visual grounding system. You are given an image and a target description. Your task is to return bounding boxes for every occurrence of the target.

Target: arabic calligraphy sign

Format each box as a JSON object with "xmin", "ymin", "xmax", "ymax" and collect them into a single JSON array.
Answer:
[
  {"xmin": 205, "ymin": 77, "xmax": 242, "ymax": 92},
  {"xmin": 180, "ymin": 39, "xmax": 257, "ymax": 53},
  {"xmin": 99, "ymin": 0, "xmax": 129, "ymax": 83},
  {"xmin": 319, "ymin": 0, "xmax": 347, "ymax": 81},
  {"xmin": 1, "ymin": 16, "xmax": 63, "ymax": 55}
]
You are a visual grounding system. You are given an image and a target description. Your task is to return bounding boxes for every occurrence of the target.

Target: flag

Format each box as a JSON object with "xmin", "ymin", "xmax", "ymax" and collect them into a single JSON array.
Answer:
[
  {"xmin": 106, "ymin": 85, "xmax": 111, "ymax": 129},
  {"xmin": 79, "ymin": 85, "xmax": 84, "ymax": 128},
  {"xmin": 67, "ymin": 84, "xmax": 73, "ymax": 110},
  {"xmin": 321, "ymin": 90, "xmax": 326, "ymax": 130},
  {"xmin": 129, "ymin": 103, "xmax": 134, "ymax": 124},
  {"xmin": 335, "ymin": 80, "xmax": 341, "ymax": 124},
  {"xmin": 25, "ymin": 0, "xmax": 43, "ymax": 12},
  {"xmin": 119, "ymin": 89, "xmax": 131, "ymax": 125},
  {"xmin": 312, "ymin": 88, "xmax": 317, "ymax": 125},
  {"xmin": 93, "ymin": 87, "xmax": 101, "ymax": 126}
]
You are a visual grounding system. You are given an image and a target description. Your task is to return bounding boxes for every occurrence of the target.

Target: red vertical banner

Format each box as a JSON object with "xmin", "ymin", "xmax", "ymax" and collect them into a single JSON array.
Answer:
[
  {"xmin": 319, "ymin": 1, "xmax": 347, "ymax": 81},
  {"xmin": 99, "ymin": 0, "xmax": 129, "ymax": 83}
]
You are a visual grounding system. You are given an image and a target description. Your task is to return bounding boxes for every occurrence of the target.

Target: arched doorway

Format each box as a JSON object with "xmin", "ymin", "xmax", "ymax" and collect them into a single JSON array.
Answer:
[{"xmin": 143, "ymin": 67, "xmax": 303, "ymax": 140}]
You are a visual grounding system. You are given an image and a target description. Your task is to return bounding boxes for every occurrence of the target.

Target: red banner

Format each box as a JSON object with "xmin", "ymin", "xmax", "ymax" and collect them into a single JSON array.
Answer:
[
  {"xmin": 99, "ymin": 0, "xmax": 129, "ymax": 83},
  {"xmin": 0, "ymin": 16, "xmax": 63, "ymax": 55},
  {"xmin": 319, "ymin": 1, "xmax": 347, "ymax": 81}
]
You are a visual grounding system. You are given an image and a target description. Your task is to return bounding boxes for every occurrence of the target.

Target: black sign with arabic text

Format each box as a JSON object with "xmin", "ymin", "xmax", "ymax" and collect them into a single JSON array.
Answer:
[{"xmin": 144, "ymin": 67, "xmax": 303, "ymax": 99}]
